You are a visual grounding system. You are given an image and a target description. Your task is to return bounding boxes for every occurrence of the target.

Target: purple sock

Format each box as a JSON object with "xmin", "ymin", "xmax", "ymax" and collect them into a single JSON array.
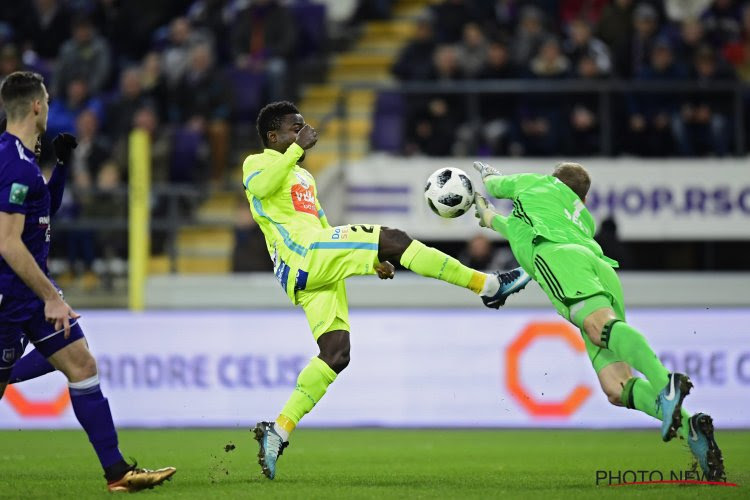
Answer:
[
  {"xmin": 9, "ymin": 349, "xmax": 55, "ymax": 384},
  {"xmin": 69, "ymin": 375, "xmax": 125, "ymax": 472}
]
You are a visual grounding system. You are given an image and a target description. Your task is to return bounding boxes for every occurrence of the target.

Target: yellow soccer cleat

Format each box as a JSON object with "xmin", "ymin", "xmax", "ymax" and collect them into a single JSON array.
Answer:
[{"xmin": 107, "ymin": 465, "xmax": 177, "ymax": 492}]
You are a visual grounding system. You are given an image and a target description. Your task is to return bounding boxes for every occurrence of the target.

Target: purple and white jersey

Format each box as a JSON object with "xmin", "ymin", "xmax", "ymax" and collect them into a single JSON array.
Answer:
[{"xmin": 0, "ymin": 131, "xmax": 51, "ymax": 308}]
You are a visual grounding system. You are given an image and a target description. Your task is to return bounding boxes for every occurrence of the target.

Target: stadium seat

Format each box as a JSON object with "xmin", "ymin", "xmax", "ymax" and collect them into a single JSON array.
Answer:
[{"xmin": 370, "ymin": 91, "xmax": 405, "ymax": 153}]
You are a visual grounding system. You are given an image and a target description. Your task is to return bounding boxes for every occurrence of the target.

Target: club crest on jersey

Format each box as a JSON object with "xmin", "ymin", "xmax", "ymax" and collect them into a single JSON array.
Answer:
[
  {"xmin": 291, "ymin": 184, "xmax": 317, "ymax": 216},
  {"xmin": 2, "ymin": 348, "xmax": 15, "ymax": 364}
]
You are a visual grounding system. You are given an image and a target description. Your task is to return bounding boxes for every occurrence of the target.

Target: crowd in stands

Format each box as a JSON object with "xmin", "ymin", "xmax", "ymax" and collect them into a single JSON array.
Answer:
[{"xmin": 389, "ymin": 0, "xmax": 750, "ymax": 157}]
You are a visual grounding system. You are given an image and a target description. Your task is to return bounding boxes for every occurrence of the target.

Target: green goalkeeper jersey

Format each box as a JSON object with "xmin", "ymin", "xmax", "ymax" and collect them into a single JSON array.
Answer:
[
  {"xmin": 242, "ymin": 143, "xmax": 330, "ymax": 302},
  {"xmin": 485, "ymin": 173, "xmax": 618, "ymax": 275}
]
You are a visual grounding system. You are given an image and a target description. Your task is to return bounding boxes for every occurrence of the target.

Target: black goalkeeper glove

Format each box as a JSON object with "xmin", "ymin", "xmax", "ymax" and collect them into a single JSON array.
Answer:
[{"xmin": 52, "ymin": 133, "xmax": 78, "ymax": 165}]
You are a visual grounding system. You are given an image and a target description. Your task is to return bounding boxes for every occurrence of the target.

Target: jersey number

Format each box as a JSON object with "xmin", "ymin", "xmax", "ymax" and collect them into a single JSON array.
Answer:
[{"xmin": 349, "ymin": 224, "xmax": 374, "ymax": 233}]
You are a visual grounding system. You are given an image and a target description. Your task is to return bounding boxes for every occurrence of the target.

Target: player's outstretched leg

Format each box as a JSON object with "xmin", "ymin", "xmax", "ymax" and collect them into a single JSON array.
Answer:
[
  {"xmin": 687, "ymin": 413, "xmax": 725, "ymax": 481},
  {"xmin": 47, "ymin": 337, "xmax": 176, "ymax": 492},
  {"xmin": 378, "ymin": 227, "xmax": 530, "ymax": 307},
  {"xmin": 253, "ymin": 330, "xmax": 345, "ymax": 479}
]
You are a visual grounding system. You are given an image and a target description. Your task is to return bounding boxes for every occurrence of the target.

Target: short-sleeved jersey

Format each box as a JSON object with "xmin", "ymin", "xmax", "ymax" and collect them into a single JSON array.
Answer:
[
  {"xmin": 242, "ymin": 144, "xmax": 330, "ymax": 303},
  {"xmin": 485, "ymin": 173, "xmax": 618, "ymax": 275},
  {"xmin": 0, "ymin": 132, "xmax": 51, "ymax": 303}
]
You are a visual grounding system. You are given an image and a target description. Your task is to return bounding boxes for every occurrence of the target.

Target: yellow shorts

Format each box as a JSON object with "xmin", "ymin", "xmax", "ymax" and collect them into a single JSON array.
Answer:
[{"xmin": 295, "ymin": 224, "xmax": 381, "ymax": 339}]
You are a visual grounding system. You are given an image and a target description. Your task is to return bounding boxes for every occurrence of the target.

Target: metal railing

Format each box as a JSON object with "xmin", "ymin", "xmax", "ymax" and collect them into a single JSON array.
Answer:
[{"xmin": 336, "ymin": 79, "xmax": 749, "ymax": 162}]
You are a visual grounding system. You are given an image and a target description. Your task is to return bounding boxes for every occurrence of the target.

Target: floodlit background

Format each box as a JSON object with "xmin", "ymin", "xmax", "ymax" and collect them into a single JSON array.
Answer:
[{"xmin": 0, "ymin": 0, "xmax": 749, "ymax": 430}]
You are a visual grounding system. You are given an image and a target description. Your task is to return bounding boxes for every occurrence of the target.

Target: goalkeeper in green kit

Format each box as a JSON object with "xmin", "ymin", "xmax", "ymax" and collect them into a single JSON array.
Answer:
[{"xmin": 472, "ymin": 161, "xmax": 725, "ymax": 480}]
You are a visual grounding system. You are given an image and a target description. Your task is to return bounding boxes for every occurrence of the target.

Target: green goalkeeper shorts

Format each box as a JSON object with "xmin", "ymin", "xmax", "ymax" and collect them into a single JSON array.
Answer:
[
  {"xmin": 532, "ymin": 241, "xmax": 626, "ymax": 373},
  {"xmin": 295, "ymin": 224, "xmax": 382, "ymax": 339}
]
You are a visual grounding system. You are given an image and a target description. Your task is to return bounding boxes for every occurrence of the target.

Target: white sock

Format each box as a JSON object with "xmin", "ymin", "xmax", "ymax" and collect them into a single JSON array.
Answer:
[
  {"xmin": 273, "ymin": 423, "xmax": 290, "ymax": 442},
  {"xmin": 480, "ymin": 273, "xmax": 499, "ymax": 296}
]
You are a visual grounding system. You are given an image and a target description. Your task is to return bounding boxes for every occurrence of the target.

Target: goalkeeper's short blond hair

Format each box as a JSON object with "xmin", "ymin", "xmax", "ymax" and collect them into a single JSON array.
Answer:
[{"xmin": 552, "ymin": 162, "xmax": 590, "ymax": 200}]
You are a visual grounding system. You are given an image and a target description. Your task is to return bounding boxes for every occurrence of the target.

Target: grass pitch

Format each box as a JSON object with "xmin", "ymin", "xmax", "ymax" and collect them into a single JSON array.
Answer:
[{"xmin": 0, "ymin": 429, "xmax": 747, "ymax": 499}]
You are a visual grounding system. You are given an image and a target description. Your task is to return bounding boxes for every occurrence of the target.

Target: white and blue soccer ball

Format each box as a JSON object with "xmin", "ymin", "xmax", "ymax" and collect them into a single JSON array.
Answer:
[{"xmin": 424, "ymin": 167, "xmax": 475, "ymax": 218}]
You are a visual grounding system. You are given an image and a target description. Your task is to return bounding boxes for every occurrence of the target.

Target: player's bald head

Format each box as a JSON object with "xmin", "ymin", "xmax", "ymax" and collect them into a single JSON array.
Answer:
[
  {"xmin": 552, "ymin": 162, "xmax": 590, "ymax": 200},
  {"xmin": 1, "ymin": 71, "xmax": 45, "ymax": 121}
]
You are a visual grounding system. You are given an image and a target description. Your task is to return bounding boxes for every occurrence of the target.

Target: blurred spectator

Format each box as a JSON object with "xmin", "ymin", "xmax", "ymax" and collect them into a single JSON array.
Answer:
[
  {"xmin": 597, "ymin": 0, "xmax": 634, "ymax": 76},
  {"xmin": 429, "ymin": 44, "xmax": 462, "ymax": 81},
  {"xmin": 458, "ymin": 234, "xmax": 517, "ymax": 271},
  {"xmin": 113, "ymin": 106, "xmax": 173, "ymax": 185},
  {"xmin": 630, "ymin": 3, "xmax": 660, "ymax": 77},
  {"xmin": 456, "ymin": 22, "xmax": 489, "ymax": 78},
  {"xmin": 431, "ymin": 0, "xmax": 478, "ymax": 43},
  {"xmin": 681, "ymin": 44, "xmax": 736, "ymax": 155},
  {"xmin": 140, "ymin": 51, "xmax": 169, "ymax": 120},
  {"xmin": 71, "ymin": 109, "xmax": 109, "ymax": 183},
  {"xmin": 560, "ymin": 0, "xmax": 609, "ymax": 25},
  {"xmin": 405, "ymin": 97, "xmax": 456, "ymax": 156},
  {"xmin": 171, "ymin": 42, "xmax": 229, "ymax": 182},
  {"xmin": 231, "ymin": 0, "xmax": 296, "ymax": 100},
  {"xmin": 21, "ymin": 0, "xmax": 71, "ymax": 60},
  {"xmin": 665, "ymin": 0, "xmax": 712, "ymax": 21},
  {"xmin": 46, "ymin": 78, "xmax": 104, "ymax": 139},
  {"xmin": 232, "ymin": 201, "xmax": 273, "ymax": 273},
  {"xmin": 87, "ymin": 161, "xmax": 127, "ymax": 289},
  {"xmin": 675, "ymin": 17, "xmax": 707, "ymax": 66},
  {"xmin": 627, "ymin": 38, "xmax": 688, "ymax": 156},
  {"xmin": 392, "ymin": 13, "xmax": 436, "ymax": 81},
  {"xmin": 163, "ymin": 17, "xmax": 210, "ymax": 87},
  {"xmin": 0, "ymin": 44, "xmax": 22, "ymax": 79},
  {"xmin": 517, "ymin": 37, "xmax": 570, "ymax": 156},
  {"xmin": 701, "ymin": 0, "xmax": 743, "ymax": 47},
  {"xmin": 105, "ymin": 67, "xmax": 154, "ymax": 141},
  {"xmin": 564, "ymin": 17, "xmax": 612, "ymax": 75},
  {"xmin": 722, "ymin": 3, "xmax": 750, "ymax": 73},
  {"xmin": 595, "ymin": 217, "xmax": 633, "ymax": 268},
  {"xmin": 54, "ymin": 14, "xmax": 111, "ymax": 97},
  {"xmin": 566, "ymin": 54, "xmax": 603, "ymax": 155},
  {"xmin": 512, "ymin": 6, "xmax": 548, "ymax": 66},
  {"xmin": 187, "ymin": 0, "xmax": 232, "ymax": 62}
]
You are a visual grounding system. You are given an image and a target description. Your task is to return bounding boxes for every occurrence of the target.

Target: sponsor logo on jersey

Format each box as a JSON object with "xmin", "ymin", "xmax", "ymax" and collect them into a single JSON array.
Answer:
[
  {"xmin": 291, "ymin": 184, "xmax": 317, "ymax": 216},
  {"xmin": 331, "ymin": 226, "xmax": 349, "ymax": 240}
]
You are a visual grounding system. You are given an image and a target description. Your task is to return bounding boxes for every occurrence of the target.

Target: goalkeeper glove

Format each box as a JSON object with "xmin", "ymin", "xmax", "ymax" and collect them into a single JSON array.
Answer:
[
  {"xmin": 474, "ymin": 193, "xmax": 497, "ymax": 228},
  {"xmin": 472, "ymin": 161, "xmax": 501, "ymax": 181}
]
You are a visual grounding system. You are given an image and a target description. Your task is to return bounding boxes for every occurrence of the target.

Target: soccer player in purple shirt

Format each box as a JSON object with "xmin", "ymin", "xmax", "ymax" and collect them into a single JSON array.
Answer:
[{"xmin": 0, "ymin": 71, "xmax": 176, "ymax": 492}]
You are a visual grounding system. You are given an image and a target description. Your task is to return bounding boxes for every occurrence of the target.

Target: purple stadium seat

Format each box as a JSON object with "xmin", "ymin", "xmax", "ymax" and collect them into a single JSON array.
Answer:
[
  {"xmin": 170, "ymin": 127, "xmax": 203, "ymax": 184},
  {"xmin": 370, "ymin": 91, "xmax": 405, "ymax": 153},
  {"xmin": 290, "ymin": 3, "xmax": 326, "ymax": 60}
]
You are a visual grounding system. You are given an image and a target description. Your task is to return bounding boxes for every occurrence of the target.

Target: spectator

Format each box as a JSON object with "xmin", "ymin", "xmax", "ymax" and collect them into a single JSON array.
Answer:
[
  {"xmin": 171, "ymin": 42, "xmax": 230, "ymax": 182},
  {"xmin": 46, "ymin": 78, "xmax": 104, "ymax": 139},
  {"xmin": 675, "ymin": 17, "xmax": 707, "ymax": 66},
  {"xmin": 598, "ymin": 0, "xmax": 635, "ymax": 76},
  {"xmin": 681, "ymin": 44, "xmax": 736, "ymax": 155},
  {"xmin": 630, "ymin": 3, "xmax": 660, "ymax": 77},
  {"xmin": 665, "ymin": 0, "xmax": 712, "ymax": 22},
  {"xmin": 458, "ymin": 234, "xmax": 518, "ymax": 271},
  {"xmin": 456, "ymin": 22, "xmax": 489, "ymax": 78},
  {"xmin": 431, "ymin": 0, "xmax": 478, "ymax": 43},
  {"xmin": 21, "ymin": 0, "xmax": 71, "ymax": 60},
  {"xmin": 511, "ymin": 6, "xmax": 548, "ymax": 66},
  {"xmin": 54, "ymin": 14, "xmax": 111, "ymax": 97},
  {"xmin": 405, "ymin": 97, "xmax": 456, "ymax": 156},
  {"xmin": 105, "ymin": 67, "xmax": 154, "ymax": 141},
  {"xmin": 70, "ymin": 109, "xmax": 109, "ymax": 184},
  {"xmin": 595, "ymin": 217, "xmax": 633, "ymax": 268},
  {"xmin": 87, "ymin": 160, "xmax": 127, "ymax": 289},
  {"xmin": 560, "ymin": 0, "xmax": 609, "ymax": 25},
  {"xmin": 429, "ymin": 44, "xmax": 462, "ymax": 81},
  {"xmin": 231, "ymin": 0, "xmax": 296, "ymax": 100},
  {"xmin": 162, "ymin": 17, "xmax": 209, "ymax": 87},
  {"xmin": 140, "ymin": 51, "xmax": 169, "ymax": 120},
  {"xmin": 702, "ymin": 0, "xmax": 743, "ymax": 47},
  {"xmin": 392, "ymin": 13, "xmax": 436, "ymax": 81},
  {"xmin": 566, "ymin": 54, "xmax": 603, "ymax": 155},
  {"xmin": 517, "ymin": 37, "xmax": 570, "ymax": 156},
  {"xmin": 0, "ymin": 44, "xmax": 22, "ymax": 79},
  {"xmin": 564, "ymin": 17, "xmax": 612, "ymax": 75},
  {"xmin": 473, "ymin": 41, "xmax": 518, "ymax": 154},
  {"xmin": 627, "ymin": 38, "xmax": 688, "ymax": 156}
]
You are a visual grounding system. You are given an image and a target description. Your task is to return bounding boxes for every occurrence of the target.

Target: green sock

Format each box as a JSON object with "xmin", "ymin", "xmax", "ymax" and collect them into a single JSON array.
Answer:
[
  {"xmin": 400, "ymin": 240, "xmax": 488, "ymax": 294},
  {"xmin": 279, "ymin": 357, "xmax": 337, "ymax": 427},
  {"xmin": 622, "ymin": 378, "xmax": 691, "ymax": 440},
  {"xmin": 603, "ymin": 321, "xmax": 670, "ymax": 392}
]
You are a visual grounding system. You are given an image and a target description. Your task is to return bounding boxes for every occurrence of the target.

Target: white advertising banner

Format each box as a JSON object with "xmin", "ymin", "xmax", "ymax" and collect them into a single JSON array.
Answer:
[
  {"xmin": 2, "ymin": 309, "xmax": 749, "ymax": 429},
  {"xmin": 343, "ymin": 157, "xmax": 750, "ymax": 240}
]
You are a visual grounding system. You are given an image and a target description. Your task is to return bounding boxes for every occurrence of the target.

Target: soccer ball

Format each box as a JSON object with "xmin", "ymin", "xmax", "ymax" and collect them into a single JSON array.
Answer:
[{"xmin": 424, "ymin": 167, "xmax": 475, "ymax": 218}]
